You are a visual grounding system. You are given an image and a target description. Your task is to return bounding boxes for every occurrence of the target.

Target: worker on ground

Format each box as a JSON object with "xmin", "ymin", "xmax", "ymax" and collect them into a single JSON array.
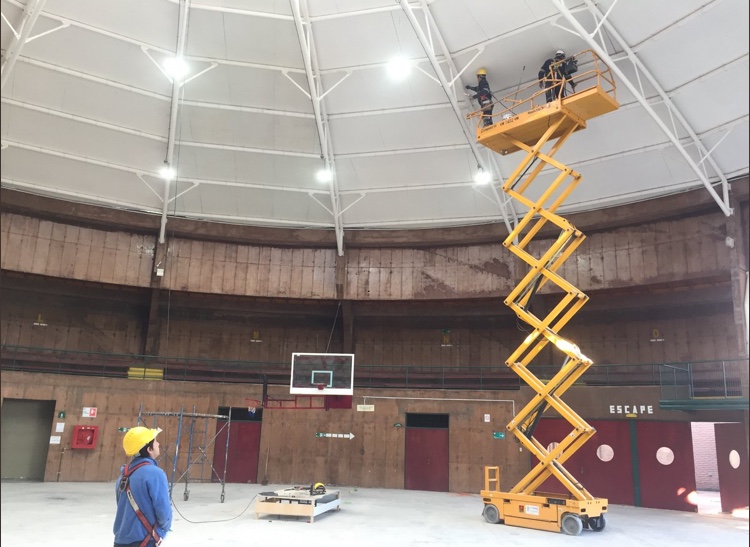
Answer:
[
  {"xmin": 114, "ymin": 426, "xmax": 172, "ymax": 547},
  {"xmin": 466, "ymin": 68, "xmax": 494, "ymax": 127},
  {"xmin": 539, "ymin": 50, "xmax": 569, "ymax": 103}
]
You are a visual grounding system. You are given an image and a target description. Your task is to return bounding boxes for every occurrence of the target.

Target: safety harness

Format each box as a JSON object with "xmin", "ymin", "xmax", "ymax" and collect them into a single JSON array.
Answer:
[{"xmin": 117, "ymin": 461, "xmax": 163, "ymax": 547}]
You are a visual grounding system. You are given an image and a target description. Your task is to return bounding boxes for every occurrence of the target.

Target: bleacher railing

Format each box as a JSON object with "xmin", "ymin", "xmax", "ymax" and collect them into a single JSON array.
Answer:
[{"xmin": 1, "ymin": 344, "xmax": 746, "ymax": 397}]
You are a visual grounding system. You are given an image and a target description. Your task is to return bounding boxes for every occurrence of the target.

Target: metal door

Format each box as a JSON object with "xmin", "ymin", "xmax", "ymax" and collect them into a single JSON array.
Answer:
[
  {"xmin": 535, "ymin": 418, "xmax": 634, "ymax": 505},
  {"xmin": 714, "ymin": 422, "xmax": 749, "ymax": 513},
  {"xmin": 213, "ymin": 421, "xmax": 261, "ymax": 483},
  {"xmin": 404, "ymin": 427, "xmax": 449, "ymax": 492},
  {"xmin": 636, "ymin": 421, "xmax": 697, "ymax": 511},
  {"xmin": 1, "ymin": 399, "xmax": 56, "ymax": 480}
]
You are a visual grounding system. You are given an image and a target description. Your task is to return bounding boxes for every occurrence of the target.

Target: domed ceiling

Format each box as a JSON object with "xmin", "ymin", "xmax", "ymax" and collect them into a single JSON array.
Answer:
[{"xmin": 1, "ymin": 0, "xmax": 747, "ymax": 254}]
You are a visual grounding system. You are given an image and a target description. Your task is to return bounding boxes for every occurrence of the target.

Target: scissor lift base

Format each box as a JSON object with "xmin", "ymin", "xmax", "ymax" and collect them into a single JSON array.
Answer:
[{"xmin": 480, "ymin": 490, "xmax": 607, "ymax": 535}]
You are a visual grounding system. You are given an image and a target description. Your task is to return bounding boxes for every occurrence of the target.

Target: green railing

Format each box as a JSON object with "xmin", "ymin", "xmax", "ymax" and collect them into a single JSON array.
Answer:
[
  {"xmin": 658, "ymin": 359, "xmax": 749, "ymax": 409},
  {"xmin": 0, "ymin": 344, "xmax": 746, "ymax": 395}
]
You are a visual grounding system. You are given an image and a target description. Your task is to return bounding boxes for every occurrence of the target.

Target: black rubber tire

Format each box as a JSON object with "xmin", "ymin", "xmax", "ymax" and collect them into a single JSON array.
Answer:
[
  {"xmin": 483, "ymin": 504, "xmax": 501, "ymax": 524},
  {"xmin": 561, "ymin": 513, "xmax": 583, "ymax": 536},
  {"xmin": 590, "ymin": 514, "xmax": 606, "ymax": 532}
]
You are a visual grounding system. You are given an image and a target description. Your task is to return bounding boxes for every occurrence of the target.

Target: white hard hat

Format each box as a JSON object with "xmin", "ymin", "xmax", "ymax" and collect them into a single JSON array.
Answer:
[{"xmin": 555, "ymin": 49, "xmax": 565, "ymax": 56}]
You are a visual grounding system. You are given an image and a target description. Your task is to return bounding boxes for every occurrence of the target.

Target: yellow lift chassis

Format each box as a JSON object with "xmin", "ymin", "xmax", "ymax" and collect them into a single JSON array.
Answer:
[{"xmin": 469, "ymin": 50, "xmax": 619, "ymax": 536}]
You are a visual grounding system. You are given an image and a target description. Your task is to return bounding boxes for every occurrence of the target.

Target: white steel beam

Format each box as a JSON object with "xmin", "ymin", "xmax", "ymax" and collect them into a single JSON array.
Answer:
[
  {"xmin": 1, "ymin": 0, "xmax": 47, "ymax": 90},
  {"xmin": 398, "ymin": 0, "xmax": 517, "ymax": 235},
  {"xmin": 290, "ymin": 0, "xmax": 345, "ymax": 256},
  {"xmin": 552, "ymin": 0, "xmax": 732, "ymax": 217},
  {"xmin": 159, "ymin": 0, "xmax": 190, "ymax": 244}
]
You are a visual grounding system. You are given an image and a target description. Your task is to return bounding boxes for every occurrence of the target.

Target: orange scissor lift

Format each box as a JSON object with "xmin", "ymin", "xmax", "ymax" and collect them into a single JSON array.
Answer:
[{"xmin": 468, "ymin": 50, "xmax": 619, "ymax": 535}]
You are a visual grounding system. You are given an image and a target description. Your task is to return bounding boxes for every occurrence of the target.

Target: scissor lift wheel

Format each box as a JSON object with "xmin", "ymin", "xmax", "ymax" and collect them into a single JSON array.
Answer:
[
  {"xmin": 483, "ymin": 504, "xmax": 501, "ymax": 524},
  {"xmin": 561, "ymin": 513, "xmax": 583, "ymax": 536}
]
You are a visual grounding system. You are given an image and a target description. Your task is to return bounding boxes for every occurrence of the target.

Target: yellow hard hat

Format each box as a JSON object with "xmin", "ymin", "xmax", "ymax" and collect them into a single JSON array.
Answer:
[
  {"xmin": 476, "ymin": 68, "xmax": 487, "ymax": 76},
  {"xmin": 123, "ymin": 426, "xmax": 162, "ymax": 457},
  {"xmin": 313, "ymin": 482, "xmax": 326, "ymax": 492}
]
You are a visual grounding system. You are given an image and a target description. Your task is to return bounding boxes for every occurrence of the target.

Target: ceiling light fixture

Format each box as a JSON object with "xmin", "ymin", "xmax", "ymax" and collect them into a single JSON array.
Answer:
[
  {"xmin": 159, "ymin": 166, "xmax": 176, "ymax": 180},
  {"xmin": 163, "ymin": 56, "xmax": 189, "ymax": 80},
  {"xmin": 316, "ymin": 168, "xmax": 333, "ymax": 183},
  {"xmin": 387, "ymin": 56, "xmax": 412, "ymax": 81},
  {"xmin": 474, "ymin": 167, "xmax": 491, "ymax": 185}
]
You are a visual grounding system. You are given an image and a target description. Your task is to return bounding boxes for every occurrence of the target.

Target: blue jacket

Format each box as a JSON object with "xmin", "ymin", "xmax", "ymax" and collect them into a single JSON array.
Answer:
[{"xmin": 113, "ymin": 457, "xmax": 172, "ymax": 544}]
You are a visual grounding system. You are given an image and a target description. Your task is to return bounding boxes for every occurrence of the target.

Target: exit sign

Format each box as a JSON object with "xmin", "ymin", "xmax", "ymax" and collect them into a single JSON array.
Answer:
[{"xmin": 493, "ymin": 432, "xmax": 506, "ymax": 439}]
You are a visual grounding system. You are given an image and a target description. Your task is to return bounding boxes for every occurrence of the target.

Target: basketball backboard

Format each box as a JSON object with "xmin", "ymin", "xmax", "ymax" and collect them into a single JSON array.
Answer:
[{"xmin": 290, "ymin": 353, "xmax": 354, "ymax": 395}]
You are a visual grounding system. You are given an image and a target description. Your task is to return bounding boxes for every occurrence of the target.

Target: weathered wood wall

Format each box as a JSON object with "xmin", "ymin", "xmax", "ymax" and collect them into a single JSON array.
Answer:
[
  {"xmin": 0, "ymin": 272, "xmax": 737, "ymax": 365},
  {"xmin": 3, "ymin": 371, "xmax": 739, "ymax": 490},
  {"xmin": 0, "ymin": 210, "xmax": 734, "ymax": 299}
]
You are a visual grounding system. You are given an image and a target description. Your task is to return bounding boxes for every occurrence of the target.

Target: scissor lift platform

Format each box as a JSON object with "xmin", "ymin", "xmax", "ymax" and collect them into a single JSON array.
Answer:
[{"xmin": 476, "ymin": 85, "xmax": 619, "ymax": 156}]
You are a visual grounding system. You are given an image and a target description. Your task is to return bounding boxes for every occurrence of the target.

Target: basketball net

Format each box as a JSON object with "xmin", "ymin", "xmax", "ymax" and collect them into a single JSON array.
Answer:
[{"xmin": 245, "ymin": 398, "xmax": 262, "ymax": 415}]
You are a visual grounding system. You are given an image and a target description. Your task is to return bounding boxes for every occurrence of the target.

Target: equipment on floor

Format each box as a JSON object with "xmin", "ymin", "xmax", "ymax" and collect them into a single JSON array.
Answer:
[
  {"xmin": 256, "ymin": 486, "xmax": 341, "ymax": 522},
  {"xmin": 469, "ymin": 49, "xmax": 619, "ymax": 535}
]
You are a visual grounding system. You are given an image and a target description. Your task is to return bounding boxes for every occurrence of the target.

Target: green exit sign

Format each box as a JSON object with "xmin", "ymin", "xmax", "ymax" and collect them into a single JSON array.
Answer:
[{"xmin": 493, "ymin": 432, "xmax": 506, "ymax": 439}]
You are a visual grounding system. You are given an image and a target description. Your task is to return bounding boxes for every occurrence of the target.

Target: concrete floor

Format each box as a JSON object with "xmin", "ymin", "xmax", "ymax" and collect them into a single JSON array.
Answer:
[{"xmin": 1, "ymin": 482, "xmax": 747, "ymax": 546}]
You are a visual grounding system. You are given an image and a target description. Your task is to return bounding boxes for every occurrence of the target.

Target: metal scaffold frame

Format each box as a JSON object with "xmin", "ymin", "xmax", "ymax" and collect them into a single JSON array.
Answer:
[{"xmin": 138, "ymin": 404, "xmax": 232, "ymax": 503}]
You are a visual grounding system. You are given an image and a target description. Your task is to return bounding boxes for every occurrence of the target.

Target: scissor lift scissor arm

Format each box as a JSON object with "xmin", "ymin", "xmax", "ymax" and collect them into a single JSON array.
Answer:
[{"xmin": 470, "ymin": 50, "xmax": 619, "ymax": 536}]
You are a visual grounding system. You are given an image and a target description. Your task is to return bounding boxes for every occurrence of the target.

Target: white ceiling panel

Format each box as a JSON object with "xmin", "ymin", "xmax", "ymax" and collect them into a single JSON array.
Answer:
[
  {"xmin": 181, "ymin": 64, "xmax": 313, "ymax": 112},
  {"xmin": 2, "ymin": 104, "xmax": 165, "ymax": 172},
  {"xmin": 43, "ymin": 0, "xmax": 179, "ymax": 51},
  {"xmin": 177, "ymin": 105, "xmax": 319, "ymax": 153},
  {"xmin": 1, "ymin": 0, "xmax": 746, "ymax": 234},
  {"xmin": 312, "ymin": 11, "xmax": 425, "ymax": 69},
  {"xmin": 186, "ymin": 9, "xmax": 304, "ymax": 67},
  {"xmin": 4, "ymin": 62, "xmax": 170, "ymax": 137},
  {"xmin": 1, "ymin": 147, "xmax": 162, "ymax": 210}
]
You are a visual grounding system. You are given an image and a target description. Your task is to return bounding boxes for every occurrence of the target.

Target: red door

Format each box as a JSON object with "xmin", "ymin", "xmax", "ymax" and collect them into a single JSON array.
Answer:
[
  {"xmin": 636, "ymin": 421, "xmax": 697, "ymax": 512},
  {"xmin": 534, "ymin": 418, "xmax": 634, "ymax": 505},
  {"xmin": 213, "ymin": 421, "xmax": 261, "ymax": 483},
  {"xmin": 714, "ymin": 422, "xmax": 749, "ymax": 513},
  {"xmin": 404, "ymin": 428, "xmax": 449, "ymax": 491}
]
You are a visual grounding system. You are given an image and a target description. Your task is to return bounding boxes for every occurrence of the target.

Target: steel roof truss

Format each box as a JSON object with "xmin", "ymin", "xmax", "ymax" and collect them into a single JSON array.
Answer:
[
  {"xmin": 551, "ymin": 0, "xmax": 732, "ymax": 217},
  {"xmin": 291, "ymin": 0, "xmax": 345, "ymax": 256}
]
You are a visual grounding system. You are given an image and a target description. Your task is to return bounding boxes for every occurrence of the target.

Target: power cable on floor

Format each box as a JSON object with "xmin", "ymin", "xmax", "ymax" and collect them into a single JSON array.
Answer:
[{"xmin": 170, "ymin": 493, "xmax": 257, "ymax": 524}]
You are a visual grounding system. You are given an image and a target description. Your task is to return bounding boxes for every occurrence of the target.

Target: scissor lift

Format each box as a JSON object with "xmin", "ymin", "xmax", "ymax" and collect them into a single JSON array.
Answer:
[{"xmin": 468, "ymin": 51, "xmax": 619, "ymax": 535}]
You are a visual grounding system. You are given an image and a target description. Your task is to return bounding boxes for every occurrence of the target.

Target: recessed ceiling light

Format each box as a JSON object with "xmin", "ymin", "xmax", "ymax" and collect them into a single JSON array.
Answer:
[
  {"xmin": 159, "ymin": 166, "xmax": 176, "ymax": 180},
  {"xmin": 163, "ymin": 56, "xmax": 189, "ymax": 80},
  {"xmin": 316, "ymin": 168, "xmax": 333, "ymax": 183},
  {"xmin": 387, "ymin": 56, "xmax": 412, "ymax": 81}
]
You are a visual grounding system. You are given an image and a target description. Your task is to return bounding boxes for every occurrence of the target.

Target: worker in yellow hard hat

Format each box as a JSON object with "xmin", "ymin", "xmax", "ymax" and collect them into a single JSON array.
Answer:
[
  {"xmin": 465, "ymin": 68, "xmax": 494, "ymax": 128},
  {"xmin": 114, "ymin": 427, "xmax": 172, "ymax": 547}
]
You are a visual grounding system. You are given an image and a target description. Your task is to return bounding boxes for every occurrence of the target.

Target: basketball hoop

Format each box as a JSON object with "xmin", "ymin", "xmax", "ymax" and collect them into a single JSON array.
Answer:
[{"xmin": 245, "ymin": 398, "xmax": 262, "ymax": 415}]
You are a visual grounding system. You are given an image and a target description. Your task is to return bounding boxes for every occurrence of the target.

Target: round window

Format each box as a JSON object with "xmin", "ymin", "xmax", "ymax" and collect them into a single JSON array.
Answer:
[
  {"xmin": 656, "ymin": 446, "xmax": 675, "ymax": 465},
  {"xmin": 596, "ymin": 444, "xmax": 614, "ymax": 462},
  {"xmin": 729, "ymin": 449, "xmax": 741, "ymax": 469}
]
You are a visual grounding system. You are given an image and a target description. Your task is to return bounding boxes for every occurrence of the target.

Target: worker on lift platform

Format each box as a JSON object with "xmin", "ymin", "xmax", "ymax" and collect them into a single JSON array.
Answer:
[{"xmin": 466, "ymin": 68, "xmax": 494, "ymax": 127}]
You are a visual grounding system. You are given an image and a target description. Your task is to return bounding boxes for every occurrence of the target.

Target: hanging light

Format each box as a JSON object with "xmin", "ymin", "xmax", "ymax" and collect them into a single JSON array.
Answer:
[
  {"xmin": 159, "ymin": 166, "xmax": 176, "ymax": 180},
  {"xmin": 387, "ymin": 56, "xmax": 412, "ymax": 81},
  {"xmin": 316, "ymin": 168, "xmax": 333, "ymax": 183},
  {"xmin": 474, "ymin": 167, "xmax": 491, "ymax": 185},
  {"xmin": 163, "ymin": 56, "xmax": 189, "ymax": 80}
]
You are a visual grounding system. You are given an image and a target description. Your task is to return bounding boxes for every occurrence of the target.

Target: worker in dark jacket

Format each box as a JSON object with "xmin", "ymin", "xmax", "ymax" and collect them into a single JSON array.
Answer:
[
  {"xmin": 465, "ymin": 68, "xmax": 494, "ymax": 127},
  {"xmin": 114, "ymin": 427, "xmax": 172, "ymax": 547},
  {"xmin": 539, "ymin": 49, "xmax": 568, "ymax": 103}
]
